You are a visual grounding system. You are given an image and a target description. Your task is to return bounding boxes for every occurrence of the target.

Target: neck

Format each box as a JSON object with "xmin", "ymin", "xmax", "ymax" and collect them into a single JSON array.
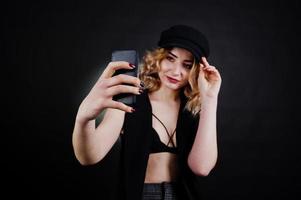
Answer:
[{"xmin": 149, "ymin": 85, "xmax": 181, "ymax": 102}]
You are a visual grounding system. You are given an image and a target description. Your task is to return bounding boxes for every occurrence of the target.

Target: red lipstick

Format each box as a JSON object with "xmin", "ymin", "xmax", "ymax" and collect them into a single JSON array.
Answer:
[{"xmin": 166, "ymin": 76, "xmax": 180, "ymax": 84}]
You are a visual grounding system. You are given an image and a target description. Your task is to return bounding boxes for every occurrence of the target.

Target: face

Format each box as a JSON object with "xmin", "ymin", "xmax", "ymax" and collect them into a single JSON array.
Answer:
[{"xmin": 158, "ymin": 47, "xmax": 194, "ymax": 91}]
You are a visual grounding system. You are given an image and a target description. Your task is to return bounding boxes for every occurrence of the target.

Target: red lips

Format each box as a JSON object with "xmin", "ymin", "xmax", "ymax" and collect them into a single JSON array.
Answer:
[{"xmin": 166, "ymin": 76, "xmax": 180, "ymax": 84}]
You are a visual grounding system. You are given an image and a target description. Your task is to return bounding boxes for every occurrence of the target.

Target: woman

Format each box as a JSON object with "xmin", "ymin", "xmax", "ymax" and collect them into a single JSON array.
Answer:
[{"xmin": 72, "ymin": 25, "xmax": 222, "ymax": 200}]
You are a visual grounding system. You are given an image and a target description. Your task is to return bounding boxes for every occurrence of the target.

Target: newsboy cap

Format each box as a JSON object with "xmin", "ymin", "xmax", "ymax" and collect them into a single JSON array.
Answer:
[{"xmin": 157, "ymin": 25, "xmax": 210, "ymax": 62}]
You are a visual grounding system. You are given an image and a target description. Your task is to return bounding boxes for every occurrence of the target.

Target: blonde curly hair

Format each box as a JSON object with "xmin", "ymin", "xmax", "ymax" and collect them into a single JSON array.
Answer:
[{"xmin": 139, "ymin": 47, "xmax": 202, "ymax": 116}]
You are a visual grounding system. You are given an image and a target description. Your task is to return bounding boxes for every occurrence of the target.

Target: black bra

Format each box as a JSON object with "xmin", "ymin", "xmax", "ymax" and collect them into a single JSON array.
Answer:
[{"xmin": 149, "ymin": 113, "xmax": 178, "ymax": 154}]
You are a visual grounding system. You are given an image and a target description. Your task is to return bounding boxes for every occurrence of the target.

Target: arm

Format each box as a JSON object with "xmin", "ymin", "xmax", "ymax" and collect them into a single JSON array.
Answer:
[
  {"xmin": 72, "ymin": 61, "xmax": 141, "ymax": 165},
  {"xmin": 72, "ymin": 108, "xmax": 125, "ymax": 166},
  {"xmin": 188, "ymin": 98, "xmax": 218, "ymax": 176},
  {"xmin": 188, "ymin": 57, "xmax": 222, "ymax": 176}
]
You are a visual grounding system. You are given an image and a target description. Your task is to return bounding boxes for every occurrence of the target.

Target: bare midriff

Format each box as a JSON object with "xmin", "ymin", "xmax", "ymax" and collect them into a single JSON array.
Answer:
[{"xmin": 144, "ymin": 152, "xmax": 178, "ymax": 183}]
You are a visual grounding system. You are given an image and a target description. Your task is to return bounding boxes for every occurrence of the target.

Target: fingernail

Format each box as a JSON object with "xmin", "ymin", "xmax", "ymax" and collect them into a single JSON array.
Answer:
[
  {"xmin": 131, "ymin": 108, "xmax": 136, "ymax": 112},
  {"xmin": 139, "ymin": 88, "xmax": 144, "ymax": 94},
  {"xmin": 140, "ymin": 81, "xmax": 145, "ymax": 89},
  {"xmin": 129, "ymin": 63, "xmax": 136, "ymax": 68}
]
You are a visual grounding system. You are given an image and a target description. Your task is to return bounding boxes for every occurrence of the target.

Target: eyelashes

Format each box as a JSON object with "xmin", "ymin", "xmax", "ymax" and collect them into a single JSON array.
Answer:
[
  {"xmin": 166, "ymin": 56, "xmax": 192, "ymax": 69},
  {"xmin": 166, "ymin": 56, "xmax": 174, "ymax": 61},
  {"xmin": 185, "ymin": 64, "xmax": 193, "ymax": 69}
]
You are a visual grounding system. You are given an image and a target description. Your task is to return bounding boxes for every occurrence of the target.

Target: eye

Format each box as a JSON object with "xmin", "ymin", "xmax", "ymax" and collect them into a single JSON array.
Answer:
[
  {"xmin": 166, "ymin": 56, "xmax": 174, "ymax": 61},
  {"xmin": 184, "ymin": 64, "xmax": 192, "ymax": 69}
]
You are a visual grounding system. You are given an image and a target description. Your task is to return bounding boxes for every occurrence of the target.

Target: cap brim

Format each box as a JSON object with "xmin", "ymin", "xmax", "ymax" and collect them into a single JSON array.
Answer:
[{"xmin": 159, "ymin": 38, "xmax": 206, "ymax": 62}]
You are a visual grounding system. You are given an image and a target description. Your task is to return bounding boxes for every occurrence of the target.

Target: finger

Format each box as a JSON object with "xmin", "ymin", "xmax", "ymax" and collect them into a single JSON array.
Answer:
[
  {"xmin": 205, "ymin": 68, "xmax": 218, "ymax": 74},
  {"xmin": 106, "ymin": 100, "xmax": 135, "ymax": 113},
  {"xmin": 100, "ymin": 61, "xmax": 135, "ymax": 79},
  {"xmin": 201, "ymin": 57, "xmax": 210, "ymax": 68},
  {"xmin": 106, "ymin": 85, "xmax": 142, "ymax": 97},
  {"xmin": 205, "ymin": 67, "xmax": 222, "ymax": 79},
  {"xmin": 203, "ymin": 65, "xmax": 216, "ymax": 71},
  {"xmin": 207, "ymin": 66, "xmax": 218, "ymax": 72},
  {"xmin": 199, "ymin": 63, "xmax": 206, "ymax": 73},
  {"xmin": 212, "ymin": 68, "xmax": 221, "ymax": 78},
  {"xmin": 106, "ymin": 74, "xmax": 141, "ymax": 88}
]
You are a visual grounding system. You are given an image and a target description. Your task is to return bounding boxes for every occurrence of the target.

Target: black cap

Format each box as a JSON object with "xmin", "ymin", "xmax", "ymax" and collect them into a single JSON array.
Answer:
[{"xmin": 157, "ymin": 25, "xmax": 210, "ymax": 62}]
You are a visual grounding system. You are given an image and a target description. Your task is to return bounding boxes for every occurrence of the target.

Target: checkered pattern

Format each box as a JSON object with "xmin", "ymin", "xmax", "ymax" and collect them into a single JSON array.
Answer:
[{"xmin": 142, "ymin": 182, "xmax": 178, "ymax": 200}]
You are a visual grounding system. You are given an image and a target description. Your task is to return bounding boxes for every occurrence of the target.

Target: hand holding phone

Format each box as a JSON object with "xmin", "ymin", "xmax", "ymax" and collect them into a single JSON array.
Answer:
[
  {"xmin": 111, "ymin": 50, "xmax": 139, "ymax": 105},
  {"xmin": 76, "ymin": 52, "xmax": 141, "ymax": 123}
]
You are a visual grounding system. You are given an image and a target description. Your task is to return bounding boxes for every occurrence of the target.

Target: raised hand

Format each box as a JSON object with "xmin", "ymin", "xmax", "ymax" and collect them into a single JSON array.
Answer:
[
  {"xmin": 198, "ymin": 57, "xmax": 222, "ymax": 100},
  {"xmin": 76, "ymin": 61, "xmax": 142, "ymax": 123}
]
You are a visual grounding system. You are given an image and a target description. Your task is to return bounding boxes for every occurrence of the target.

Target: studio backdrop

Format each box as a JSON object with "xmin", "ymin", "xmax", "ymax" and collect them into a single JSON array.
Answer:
[{"xmin": 3, "ymin": 0, "xmax": 299, "ymax": 199}]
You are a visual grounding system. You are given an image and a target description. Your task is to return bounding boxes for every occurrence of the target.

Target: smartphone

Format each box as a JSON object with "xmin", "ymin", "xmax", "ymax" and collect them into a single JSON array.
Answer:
[{"xmin": 111, "ymin": 50, "xmax": 139, "ymax": 105}]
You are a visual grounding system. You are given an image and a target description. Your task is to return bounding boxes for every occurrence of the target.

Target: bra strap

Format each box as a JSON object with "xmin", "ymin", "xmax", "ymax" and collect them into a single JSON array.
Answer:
[{"xmin": 152, "ymin": 113, "xmax": 176, "ymax": 147}]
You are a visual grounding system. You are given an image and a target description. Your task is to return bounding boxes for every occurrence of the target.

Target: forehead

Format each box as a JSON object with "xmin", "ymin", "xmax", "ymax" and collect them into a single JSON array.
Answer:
[{"xmin": 169, "ymin": 47, "xmax": 194, "ymax": 60}]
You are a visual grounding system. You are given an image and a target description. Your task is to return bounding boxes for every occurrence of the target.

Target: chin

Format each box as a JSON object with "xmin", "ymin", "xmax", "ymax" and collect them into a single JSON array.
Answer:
[{"xmin": 162, "ymin": 81, "xmax": 184, "ymax": 91}]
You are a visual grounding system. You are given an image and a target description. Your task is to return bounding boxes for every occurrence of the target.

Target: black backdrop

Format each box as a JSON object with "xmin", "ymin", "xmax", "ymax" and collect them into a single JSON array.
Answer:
[{"xmin": 3, "ymin": 0, "xmax": 300, "ymax": 199}]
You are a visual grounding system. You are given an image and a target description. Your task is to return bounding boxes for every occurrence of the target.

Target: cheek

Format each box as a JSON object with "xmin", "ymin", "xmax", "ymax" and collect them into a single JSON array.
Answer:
[
  {"xmin": 160, "ymin": 60, "xmax": 173, "ymax": 72},
  {"xmin": 182, "ymin": 71, "xmax": 190, "ymax": 82}
]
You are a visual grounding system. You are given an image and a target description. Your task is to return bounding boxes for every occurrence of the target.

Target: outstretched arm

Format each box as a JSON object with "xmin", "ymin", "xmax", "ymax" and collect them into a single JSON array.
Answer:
[{"xmin": 72, "ymin": 61, "xmax": 141, "ymax": 165}]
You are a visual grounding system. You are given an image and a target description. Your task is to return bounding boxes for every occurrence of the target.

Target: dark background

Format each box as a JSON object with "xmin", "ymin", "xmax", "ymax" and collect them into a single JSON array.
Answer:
[{"xmin": 3, "ymin": 0, "xmax": 300, "ymax": 199}]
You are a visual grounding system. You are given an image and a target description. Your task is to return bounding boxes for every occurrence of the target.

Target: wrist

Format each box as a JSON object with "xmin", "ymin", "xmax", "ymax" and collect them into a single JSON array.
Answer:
[
  {"xmin": 201, "ymin": 96, "xmax": 218, "ymax": 106},
  {"xmin": 199, "ymin": 97, "xmax": 218, "ymax": 113},
  {"xmin": 75, "ymin": 115, "xmax": 90, "ymax": 126},
  {"xmin": 75, "ymin": 108, "xmax": 93, "ymax": 126}
]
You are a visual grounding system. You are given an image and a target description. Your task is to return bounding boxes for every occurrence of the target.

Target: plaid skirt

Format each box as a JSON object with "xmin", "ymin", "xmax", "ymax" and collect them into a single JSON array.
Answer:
[{"xmin": 142, "ymin": 182, "xmax": 178, "ymax": 200}]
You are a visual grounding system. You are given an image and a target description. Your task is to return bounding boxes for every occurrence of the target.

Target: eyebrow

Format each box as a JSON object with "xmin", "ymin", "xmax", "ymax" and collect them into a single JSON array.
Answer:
[{"xmin": 168, "ymin": 51, "xmax": 193, "ymax": 63}]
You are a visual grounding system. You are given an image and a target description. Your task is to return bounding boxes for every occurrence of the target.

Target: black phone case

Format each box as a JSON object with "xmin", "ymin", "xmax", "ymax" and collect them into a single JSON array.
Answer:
[{"xmin": 111, "ymin": 50, "xmax": 139, "ymax": 105}]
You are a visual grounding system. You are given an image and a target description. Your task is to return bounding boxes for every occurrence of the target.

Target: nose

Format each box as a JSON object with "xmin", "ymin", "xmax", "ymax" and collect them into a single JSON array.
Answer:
[{"xmin": 172, "ymin": 63, "xmax": 182, "ymax": 76}]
